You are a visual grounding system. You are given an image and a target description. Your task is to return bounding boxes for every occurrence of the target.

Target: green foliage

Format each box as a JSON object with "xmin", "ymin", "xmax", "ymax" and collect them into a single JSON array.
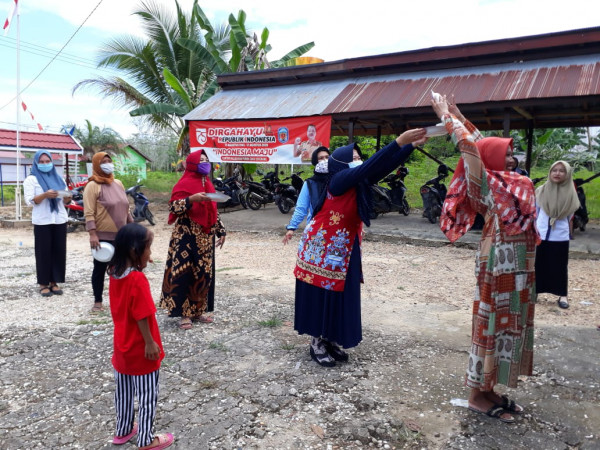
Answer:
[
  {"xmin": 257, "ymin": 317, "xmax": 283, "ymax": 328},
  {"xmin": 71, "ymin": 119, "xmax": 124, "ymax": 159}
]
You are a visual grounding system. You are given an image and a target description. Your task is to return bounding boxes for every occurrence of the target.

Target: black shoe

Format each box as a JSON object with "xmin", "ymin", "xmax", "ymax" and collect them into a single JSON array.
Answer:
[
  {"xmin": 309, "ymin": 345, "xmax": 336, "ymax": 367},
  {"xmin": 323, "ymin": 341, "xmax": 349, "ymax": 362}
]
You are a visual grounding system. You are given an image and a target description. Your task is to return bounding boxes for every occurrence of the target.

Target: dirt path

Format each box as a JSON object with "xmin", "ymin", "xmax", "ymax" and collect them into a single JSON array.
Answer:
[{"xmin": 0, "ymin": 205, "xmax": 599, "ymax": 449}]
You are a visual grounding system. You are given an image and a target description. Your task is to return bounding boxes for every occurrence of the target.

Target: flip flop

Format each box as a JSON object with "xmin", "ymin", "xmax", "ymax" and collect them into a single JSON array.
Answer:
[
  {"xmin": 557, "ymin": 298, "xmax": 569, "ymax": 309},
  {"xmin": 178, "ymin": 319, "xmax": 192, "ymax": 330},
  {"xmin": 90, "ymin": 305, "xmax": 105, "ymax": 314},
  {"xmin": 494, "ymin": 394, "xmax": 524, "ymax": 414},
  {"xmin": 194, "ymin": 315, "xmax": 214, "ymax": 324},
  {"xmin": 139, "ymin": 433, "xmax": 174, "ymax": 450},
  {"xmin": 39, "ymin": 287, "xmax": 53, "ymax": 297},
  {"xmin": 468, "ymin": 405, "xmax": 515, "ymax": 424},
  {"xmin": 112, "ymin": 422, "xmax": 138, "ymax": 445}
]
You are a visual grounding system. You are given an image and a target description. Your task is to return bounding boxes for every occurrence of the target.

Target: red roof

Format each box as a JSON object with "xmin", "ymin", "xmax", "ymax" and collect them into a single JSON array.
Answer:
[{"xmin": 0, "ymin": 129, "xmax": 83, "ymax": 154}]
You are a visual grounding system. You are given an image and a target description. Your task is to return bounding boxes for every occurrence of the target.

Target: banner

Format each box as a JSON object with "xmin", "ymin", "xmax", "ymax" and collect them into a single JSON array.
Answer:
[{"xmin": 189, "ymin": 116, "xmax": 331, "ymax": 164}]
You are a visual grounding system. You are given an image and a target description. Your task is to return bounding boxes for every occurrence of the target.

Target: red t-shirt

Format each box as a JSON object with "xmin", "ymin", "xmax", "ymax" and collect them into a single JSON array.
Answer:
[{"xmin": 109, "ymin": 270, "xmax": 164, "ymax": 375}]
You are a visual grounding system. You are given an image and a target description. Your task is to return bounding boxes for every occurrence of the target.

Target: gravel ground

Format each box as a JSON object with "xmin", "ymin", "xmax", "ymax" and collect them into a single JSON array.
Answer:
[{"xmin": 0, "ymin": 205, "xmax": 599, "ymax": 449}]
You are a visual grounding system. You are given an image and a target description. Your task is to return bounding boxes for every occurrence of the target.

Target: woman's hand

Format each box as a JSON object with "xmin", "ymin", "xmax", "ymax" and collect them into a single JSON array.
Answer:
[
  {"xmin": 431, "ymin": 94, "xmax": 450, "ymax": 120},
  {"xmin": 89, "ymin": 231, "xmax": 100, "ymax": 250},
  {"xmin": 447, "ymin": 95, "xmax": 466, "ymax": 122},
  {"xmin": 62, "ymin": 195, "xmax": 72, "ymax": 205},
  {"xmin": 282, "ymin": 230, "xmax": 294, "ymax": 245},
  {"xmin": 396, "ymin": 128, "xmax": 426, "ymax": 146},
  {"xmin": 45, "ymin": 189, "xmax": 59, "ymax": 199},
  {"xmin": 216, "ymin": 235, "xmax": 226, "ymax": 249},
  {"xmin": 190, "ymin": 192, "xmax": 210, "ymax": 203}
]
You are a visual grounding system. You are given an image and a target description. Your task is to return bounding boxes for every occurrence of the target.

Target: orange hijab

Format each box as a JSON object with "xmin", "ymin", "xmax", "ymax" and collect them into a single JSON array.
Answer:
[
  {"xmin": 88, "ymin": 152, "xmax": 114, "ymax": 184},
  {"xmin": 440, "ymin": 137, "xmax": 537, "ymax": 242}
]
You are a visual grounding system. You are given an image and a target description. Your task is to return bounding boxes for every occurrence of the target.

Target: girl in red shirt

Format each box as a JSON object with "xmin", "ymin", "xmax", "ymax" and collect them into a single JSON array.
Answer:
[{"xmin": 108, "ymin": 223, "xmax": 174, "ymax": 449}]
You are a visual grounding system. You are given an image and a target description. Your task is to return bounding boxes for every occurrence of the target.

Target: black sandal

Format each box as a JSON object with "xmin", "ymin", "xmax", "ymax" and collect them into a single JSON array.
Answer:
[
  {"xmin": 557, "ymin": 297, "xmax": 569, "ymax": 309},
  {"xmin": 39, "ymin": 286, "xmax": 53, "ymax": 297},
  {"xmin": 309, "ymin": 344, "xmax": 336, "ymax": 367},
  {"xmin": 468, "ymin": 405, "xmax": 515, "ymax": 424},
  {"xmin": 323, "ymin": 341, "xmax": 349, "ymax": 362},
  {"xmin": 50, "ymin": 285, "xmax": 63, "ymax": 295},
  {"xmin": 495, "ymin": 395, "xmax": 524, "ymax": 414}
]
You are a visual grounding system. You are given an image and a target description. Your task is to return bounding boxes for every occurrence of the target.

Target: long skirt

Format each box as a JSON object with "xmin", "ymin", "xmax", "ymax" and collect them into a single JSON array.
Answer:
[
  {"xmin": 34, "ymin": 223, "xmax": 67, "ymax": 285},
  {"xmin": 294, "ymin": 239, "xmax": 362, "ymax": 348},
  {"xmin": 160, "ymin": 218, "xmax": 215, "ymax": 318},
  {"xmin": 535, "ymin": 240, "xmax": 569, "ymax": 296}
]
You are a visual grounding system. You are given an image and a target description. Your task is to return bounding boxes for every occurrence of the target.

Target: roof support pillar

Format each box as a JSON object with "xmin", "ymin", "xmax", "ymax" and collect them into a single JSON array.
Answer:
[
  {"xmin": 525, "ymin": 121, "xmax": 534, "ymax": 174},
  {"xmin": 503, "ymin": 109, "xmax": 511, "ymax": 137},
  {"xmin": 348, "ymin": 120, "xmax": 354, "ymax": 143}
]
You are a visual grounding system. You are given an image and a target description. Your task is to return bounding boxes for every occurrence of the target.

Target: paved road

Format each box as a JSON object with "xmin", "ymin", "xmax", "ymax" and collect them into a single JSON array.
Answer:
[{"xmin": 221, "ymin": 203, "xmax": 600, "ymax": 259}]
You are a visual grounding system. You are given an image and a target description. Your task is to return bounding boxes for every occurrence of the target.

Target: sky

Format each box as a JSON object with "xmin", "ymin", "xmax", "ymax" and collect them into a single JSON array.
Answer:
[{"xmin": 0, "ymin": 0, "xmax": 599, "ymax": 139}]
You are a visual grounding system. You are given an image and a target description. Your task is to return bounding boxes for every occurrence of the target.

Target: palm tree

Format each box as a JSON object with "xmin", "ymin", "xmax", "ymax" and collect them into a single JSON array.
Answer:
[
  {"xmin": 73, "ymin": 0, "xmax": 314, "ymax": 154},
  {"xmin": 73, "ymin": 119, "xmax": 123, "ymax": 160}
]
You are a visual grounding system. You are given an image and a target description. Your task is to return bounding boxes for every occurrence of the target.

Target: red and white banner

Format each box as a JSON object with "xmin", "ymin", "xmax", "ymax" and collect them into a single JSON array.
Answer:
[
  {"xmin": 3, "ymin": 0, "xmax": 18, "ymax": 36},
  {"xmin": 189, "ymin": 116, "xmax": 331, "ymax": 164}
]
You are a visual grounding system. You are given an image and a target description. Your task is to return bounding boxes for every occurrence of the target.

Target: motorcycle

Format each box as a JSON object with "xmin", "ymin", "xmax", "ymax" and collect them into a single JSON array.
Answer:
[
  {"xmin": 125, "ymin": 182, "xmax": 155, "ymax": 226},
  {"xmin": 65, "ymin": 186, "xmax": 86, "ymax": 233},
  {"xmin": 420, "ymin": 164, "xmax": 448, "ymax": 224},
  {"xmin": 213, "ymin": 172, "xmax": 246, "ymax": 209},
  {"xmin": 274, "ymin": 172, "xmax": 304, "ymax": 214},
  {"xmin": 246, "ymin": 171, "xmax": 279, "ymax": 210},
  {"xmin": 370, "ymin": 166, "xmax": 410, "ymax": 219},
  {"xmin": 572, "ymin": 172, "xmax": 599, "ymax": 232}
]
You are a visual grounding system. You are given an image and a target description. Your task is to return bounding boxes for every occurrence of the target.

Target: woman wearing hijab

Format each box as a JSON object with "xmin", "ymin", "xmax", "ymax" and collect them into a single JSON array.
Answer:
[
  {"xmin": 83, "ymin": 152, "xmax": 132, "ymax": 312},
  {"xmin": 160, "ymin": 150, "xmax": 226, "ymax": 330},
  {"xmin": 432, "ymin": 95, "xmax": 538, "ymax": 424},
  {"xmin": 293, "ymin": 128, "xmax": 426, "ymax": 367},
  {"xmin": 535, "ymin": 161, "xmax": 580, "ymax": 309},
  {"xmin": 282, "ymin": 146, "xmax": 330, "ymax": 245},
  {"xmin": 23, "ymin": 150, "xmax": 71, "ymax": 297}
]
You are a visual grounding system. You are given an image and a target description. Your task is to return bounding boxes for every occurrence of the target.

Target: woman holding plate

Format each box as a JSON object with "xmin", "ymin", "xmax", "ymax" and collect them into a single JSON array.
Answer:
[
  {"xmin": 160, "ymin": 150, "xmax": 226, "ymax": 330},
  {"xmin": 23, "ymin": 150, "xmax": 72, "ymax": 297}
]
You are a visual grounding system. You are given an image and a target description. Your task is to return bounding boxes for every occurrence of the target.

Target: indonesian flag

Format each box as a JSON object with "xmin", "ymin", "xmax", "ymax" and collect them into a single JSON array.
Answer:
[
  {"xmin": 3, "ymin": 0, "xmax": 18, "ymax": 36},
  {"xmin": 21, "ymin": 99, "xmax": 44, "ymax": 131}
]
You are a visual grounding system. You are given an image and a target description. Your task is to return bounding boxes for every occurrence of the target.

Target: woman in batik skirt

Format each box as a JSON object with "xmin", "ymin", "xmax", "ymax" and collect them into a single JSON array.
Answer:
[
  {"xmin": 294, "ymin": 128, "xmax": 427, "ymax": 367},
  {"xmin": 432, "ymin": 95, "xmax": 538, "ymax": 424},
  {"xmin": 160, "ymin": 150, "xmax": 226, "ymax": 330}
]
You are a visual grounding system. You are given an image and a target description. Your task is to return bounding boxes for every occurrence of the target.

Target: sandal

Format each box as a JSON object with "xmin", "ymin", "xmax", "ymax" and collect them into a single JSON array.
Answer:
[
  {"xmin": 90, "ymin": 305, "xmax": 105, "ymax": 313},
  {"xmin": 50, "ymin": 284, "xmax": 63, "ymax": 295},
  {"xmin": 178, "ymin": 318, "xmax": 192, "ymax": 330},
  {"xmin": 39, "ymin": 286, "xmax": 53, "ymax": 297},
  {"xmin": 112, "ymin": 422, "xmax": 138, "ymax": 445},
  {"xmin": 323, "ymin": 340, "xmax": 349, "ymax": 362},
  {"xmin": 139, "ymin": 432, "xmax": 174, "ymax": 450},
  {"xmin": 193, "ymin": 315, "xmax": 214, "ymax": 324},
  {"xmin": 557, "ymin": 297, "xmax": 569, "ymax": 309},
  {"xmin": 494, "ymin": 394, "xmax": 524, "ymax": 414},
  {"xmin": 468, "ymin": 405, "xmax": 515, "ymax": 424}
]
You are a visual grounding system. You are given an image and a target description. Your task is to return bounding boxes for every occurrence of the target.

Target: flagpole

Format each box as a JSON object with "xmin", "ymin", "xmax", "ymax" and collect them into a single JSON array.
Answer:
[{"xmin": 15, "ymin": 4, "xmax": 21, "ymax": 220}]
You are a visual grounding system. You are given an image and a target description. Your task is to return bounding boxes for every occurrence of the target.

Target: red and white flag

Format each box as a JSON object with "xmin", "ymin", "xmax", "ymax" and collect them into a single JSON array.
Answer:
[
  {"xmin": 21, "ymin": 99, "xmax": 44, "ymax": 131},
  {"xmin": 3, "ymin": 0, "xmax": 18, "ymax": 36}
]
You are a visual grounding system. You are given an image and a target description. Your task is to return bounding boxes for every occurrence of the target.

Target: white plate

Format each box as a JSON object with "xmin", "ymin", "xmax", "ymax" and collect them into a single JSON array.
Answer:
[
  {"xmin": 91, "ymin": 242, "xmax": 115, "ymax": 262},
  {"xmin": 205, "ymin": 192, "xmax": 231, "ymax": 202},
  {"xmin": 57, "ymin": 190, "xmax": 72, "ymax": 198},
  {"xmin": 425, "ymin": 124, "xmax": 447, "ymax": 137}
]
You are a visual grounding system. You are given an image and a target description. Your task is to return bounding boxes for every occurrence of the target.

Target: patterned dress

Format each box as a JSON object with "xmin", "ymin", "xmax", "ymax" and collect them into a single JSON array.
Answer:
[
  {"xmin": 160, "ymin": 198, "xmax": 226, "ymax": 318},
  {"xmin": 440, "ymin": 116, "xmax": 538, "ymax": 391}
]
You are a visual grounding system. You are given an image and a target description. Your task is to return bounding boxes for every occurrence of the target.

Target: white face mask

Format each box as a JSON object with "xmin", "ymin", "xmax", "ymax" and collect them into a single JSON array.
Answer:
[
  {"xmin": 314, "ymin": 160, "xmax": 329, "ymax": 174},
  {"xmin": 100, "ymin": 163, "xmax": 115, "ymax": 174},
  {"xmin": 348, "ymin": 160, "xmax": 363, "ymax": 169}
]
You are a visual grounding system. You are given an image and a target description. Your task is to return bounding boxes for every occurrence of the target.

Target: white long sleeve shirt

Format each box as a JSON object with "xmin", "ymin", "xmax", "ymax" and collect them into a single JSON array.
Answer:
[
  {"xmin": 23, "ymin": 175, "xmax": 68, "ymax": 225},
  {"xmin": 536, "ymin": 205, "xmax": 571, "ymax": 242}
]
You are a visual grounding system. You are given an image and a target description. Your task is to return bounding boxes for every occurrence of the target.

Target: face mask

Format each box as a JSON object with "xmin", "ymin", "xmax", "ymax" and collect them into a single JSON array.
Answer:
[
  {"xmin": 37, "ymin": 163, "xmax": 53, "ymax": 173},
  {"xmin": 100, "ymin": 163, "xmax": 115, "ymax": 174},
  {"xmin": 314, "ymin": 160, "xmax": 329, "ymax": 174},
  {"xmin": 197, "ymin": 162, "xmax": 211, "ymax": 175},
  {"xmin": 348, "ymin": 160, "xmax": 363, "ymax": 169}
]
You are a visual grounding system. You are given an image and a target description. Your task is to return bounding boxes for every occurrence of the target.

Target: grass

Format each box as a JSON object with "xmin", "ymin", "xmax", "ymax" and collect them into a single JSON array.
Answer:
[
  {"xmin": 208, "ymin": 341, "xmax": 227, "ymax": 351},
  {"xmin": 258, "ymin": 317, "xmax": 283, "ymax": 328},
  {"xmin": 281, "ymin": 342, "xmax": 296, "ymax": 351}
]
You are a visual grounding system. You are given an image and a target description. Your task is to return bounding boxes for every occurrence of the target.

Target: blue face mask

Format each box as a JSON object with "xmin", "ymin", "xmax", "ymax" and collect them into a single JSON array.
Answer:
[
  {"xmin": 348, "ymin": 160, "xmax": 363, "ymax": 169},
  {"xmin": 38, "ymin": 163, "xmax": 53, "ymax": 173}
]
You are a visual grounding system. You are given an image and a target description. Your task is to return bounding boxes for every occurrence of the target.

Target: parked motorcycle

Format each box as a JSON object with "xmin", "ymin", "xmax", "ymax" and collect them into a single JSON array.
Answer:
[
  {"xmin": 246, "ymin": 171, "xmax": 279, "ymax": 210},
  {"xmin": 274, "ymin": 172, "xmax": 304, "ymax": 214},
  {"xmin": 125, "ymin": 182, "xmax": 155, "ymax": 226},
  {"xmin": 66, "ymin": 186, "xmax": 85, "ymax": 233},
  {"xmin": 572, "ymin": 172, "xmax": 599, "ymax": 232},
  {"xmin": 370, "ymin": 166, "xmax": 410, "ymax": 219},
  {"xmin": 420, "ymin": 164, "xmax": 448, "ymax": 224},
  {"xmin": 214, "ymin": 172, "xmax": 247, "ymax": 209}
]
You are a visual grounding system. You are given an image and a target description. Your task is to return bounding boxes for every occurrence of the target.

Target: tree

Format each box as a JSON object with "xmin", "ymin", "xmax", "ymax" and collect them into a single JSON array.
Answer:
[
  {"xmin": 72, "ymin": 119, "xmax": 123, "ymax": 160},
  {"xmin": 73, "ymin": 0, "xmax": 314, "ymax": 155}
]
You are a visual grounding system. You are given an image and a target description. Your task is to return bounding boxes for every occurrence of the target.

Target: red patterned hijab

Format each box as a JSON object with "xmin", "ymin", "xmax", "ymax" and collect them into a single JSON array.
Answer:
[
  {"xmin": 440, "ymin": 137, "xmax": 537, "ymax": 242},
  {"xmin": 168, "ymin": 150, "xmax": 217, "ymax": 232}
]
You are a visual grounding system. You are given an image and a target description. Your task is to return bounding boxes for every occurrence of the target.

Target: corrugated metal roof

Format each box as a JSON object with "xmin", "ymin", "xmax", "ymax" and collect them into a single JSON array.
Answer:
[
  {"xmin": 0, "ymin": 129, "xmax": 83, "ymax": 154},
  {"xmin": 185, "ymin": 27, "xmax": 600, "ymax": 134}
]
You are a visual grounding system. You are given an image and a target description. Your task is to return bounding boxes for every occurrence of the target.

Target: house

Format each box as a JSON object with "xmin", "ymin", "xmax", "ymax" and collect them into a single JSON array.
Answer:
[{"xmin": 113, "ymin": 144, "xmax": 152, "ymax": 180}]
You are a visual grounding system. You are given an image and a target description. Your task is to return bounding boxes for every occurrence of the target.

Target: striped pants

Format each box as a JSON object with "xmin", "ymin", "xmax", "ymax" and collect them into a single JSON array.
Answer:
[{"xmin": 114, "ymin": 369, "xmax": 159, "ymax": 448}]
